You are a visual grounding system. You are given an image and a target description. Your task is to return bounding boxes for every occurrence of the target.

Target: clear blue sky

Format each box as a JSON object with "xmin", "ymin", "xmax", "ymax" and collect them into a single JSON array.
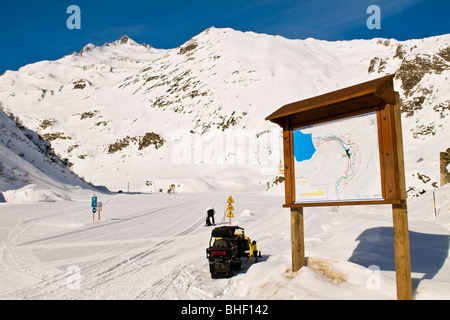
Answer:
[{"xmin": 1, "ymin": 0, "xmax": 449, "ymax": 75}]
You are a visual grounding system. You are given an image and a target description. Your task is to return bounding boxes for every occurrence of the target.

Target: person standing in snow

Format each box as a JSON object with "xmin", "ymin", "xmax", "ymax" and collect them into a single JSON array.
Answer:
[{"xmin": 205, "ymin": 206, "xmax": 216, "ymax": 226}]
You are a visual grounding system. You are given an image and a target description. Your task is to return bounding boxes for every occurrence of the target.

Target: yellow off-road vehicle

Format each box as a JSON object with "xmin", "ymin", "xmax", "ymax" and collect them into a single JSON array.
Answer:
[{"xmin": 206, "ymin": 226, "xmax": 261, "ymax": 278}]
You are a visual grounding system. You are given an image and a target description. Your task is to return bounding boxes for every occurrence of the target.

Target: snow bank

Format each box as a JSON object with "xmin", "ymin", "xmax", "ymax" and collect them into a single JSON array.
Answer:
[
  {"xmin": 237, "ymin": 255, "xmax": 396, "ymax": 299},
  {"xmin": 240, "ymin": 209, "xmax": 253, "ymax": 217},
  {"xmin": 3, "ymin": 184, "xmax": 71, "ymax": 203}
]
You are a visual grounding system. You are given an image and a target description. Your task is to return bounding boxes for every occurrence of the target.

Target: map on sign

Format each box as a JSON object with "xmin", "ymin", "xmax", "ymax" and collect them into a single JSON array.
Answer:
[{"xmin": 293, "ymin": 111, "xmax": 383, "ymax": 203}]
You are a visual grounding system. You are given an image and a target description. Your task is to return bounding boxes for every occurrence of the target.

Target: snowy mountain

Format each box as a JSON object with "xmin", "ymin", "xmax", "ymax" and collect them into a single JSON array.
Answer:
[{"xmin": 0, "ymin": 27, "xmax": 449, "ymax": 196}]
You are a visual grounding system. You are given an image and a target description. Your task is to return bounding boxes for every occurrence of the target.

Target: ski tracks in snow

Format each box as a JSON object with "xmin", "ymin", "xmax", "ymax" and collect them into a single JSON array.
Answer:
[
  {"xmin": 0, "ymin": 198, "xmax": 215, "ymax": 299},
  {"xmin": 0, "ymin": 191, "xmax": 288, "ymax": 299}
]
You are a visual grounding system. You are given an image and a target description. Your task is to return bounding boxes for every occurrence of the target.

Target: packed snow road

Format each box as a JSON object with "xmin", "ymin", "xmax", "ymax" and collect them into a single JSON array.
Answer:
[
  {"xmin": 0, "ymin": 188, "xmax": 287, "ymax": 299},
  {"xmin": 1, "ymin": 185, "xmax": 449, "ymax": 300}
]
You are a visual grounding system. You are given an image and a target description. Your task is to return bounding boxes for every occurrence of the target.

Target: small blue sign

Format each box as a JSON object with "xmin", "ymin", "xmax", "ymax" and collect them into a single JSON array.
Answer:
[
  {"xmin": 92, "ymin": 207, "xmax": 97, "ymax": 213},
  {"xmin": 91, "ymin": 196, "xmax": 97, "ymax": 208}
]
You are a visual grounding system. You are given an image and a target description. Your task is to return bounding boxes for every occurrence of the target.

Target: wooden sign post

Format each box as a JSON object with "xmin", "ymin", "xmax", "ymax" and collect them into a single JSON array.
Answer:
[
  {"xmin": 97, "ymin": 201, "xmax": 103, "ymax": 221},
  {"xmin": 266, "ymin": 75, "xmax": 412, "ymax": 300},
  {"xmin": 391, "ymin": 91, "xmax": 412, "ymax": 300}
]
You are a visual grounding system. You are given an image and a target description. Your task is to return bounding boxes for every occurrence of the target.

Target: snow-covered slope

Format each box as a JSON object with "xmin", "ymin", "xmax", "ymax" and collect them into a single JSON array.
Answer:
[
  {"xmin": 0, "ymin": 28, "xmax": 449, "ymax": 196},
  {"xmin": 0, "ymin": 107, "xmax": 92, "ymax": 203}
]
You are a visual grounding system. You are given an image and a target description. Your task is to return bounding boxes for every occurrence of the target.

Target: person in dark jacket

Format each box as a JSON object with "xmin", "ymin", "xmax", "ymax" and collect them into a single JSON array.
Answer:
[{"xmin": 205, "ymin": 206, "xmax": 216, "ymax": 226}]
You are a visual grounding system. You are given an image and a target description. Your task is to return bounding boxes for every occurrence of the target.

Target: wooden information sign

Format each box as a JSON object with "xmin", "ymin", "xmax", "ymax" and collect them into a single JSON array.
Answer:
[{"xmin": 266, "ymin": 75, "xmax": 412, "ymax": 299}]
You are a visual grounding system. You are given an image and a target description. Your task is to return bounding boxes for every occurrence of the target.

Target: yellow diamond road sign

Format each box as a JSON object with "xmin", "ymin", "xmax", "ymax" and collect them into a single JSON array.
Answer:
[{"xmin": 226, "ymin": 211, "xmax": 234, "ymax": 218}]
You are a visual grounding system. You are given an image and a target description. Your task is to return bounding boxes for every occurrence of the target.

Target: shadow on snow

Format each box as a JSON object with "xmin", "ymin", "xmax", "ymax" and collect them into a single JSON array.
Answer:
[{"xmin": 348, "ymin": 227, "xmax": 449, "ymax": 295}]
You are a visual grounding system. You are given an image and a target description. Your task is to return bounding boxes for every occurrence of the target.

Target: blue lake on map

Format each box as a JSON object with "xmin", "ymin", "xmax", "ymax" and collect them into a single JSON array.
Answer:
[{"xmin": 293, "ymin": 130, "xmax": 316, "ymax": 162}]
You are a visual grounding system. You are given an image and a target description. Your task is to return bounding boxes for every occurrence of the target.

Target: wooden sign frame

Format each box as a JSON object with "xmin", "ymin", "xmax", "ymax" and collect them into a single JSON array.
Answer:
[{"xmin": 266, "ymin": 75, "xmax": 412, "ymax": 300}]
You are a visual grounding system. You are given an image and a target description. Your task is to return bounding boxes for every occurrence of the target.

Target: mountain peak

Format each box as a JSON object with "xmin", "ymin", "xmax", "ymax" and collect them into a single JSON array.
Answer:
[
  {"xmin": 119, "ymin": 35, "xmax": 131, "ymax": 44},
  {"xmin": 105, "ymin": 35, "xmax": 152, "ymax": 49},
  {"xmin": 79, "ymin": 43, "xmax": 97, "ymax": 55},
  {"xmin": 73, "ymin": 35, "xmax": 153, "ymax": 56},
  {"xmin": 108, "ymin": 35, "xmax": 137, "ymax": 46}
]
